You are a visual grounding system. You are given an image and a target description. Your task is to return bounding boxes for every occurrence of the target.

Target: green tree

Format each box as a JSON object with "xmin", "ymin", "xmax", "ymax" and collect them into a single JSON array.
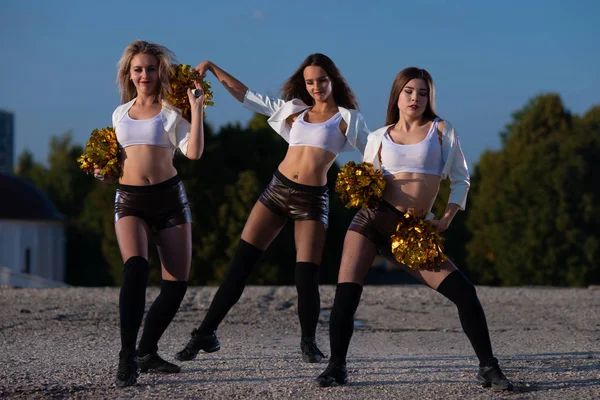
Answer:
[
  {"xmin": 466, "ymin": 94, "xmax": 600, "ymax": 286},
  {"xmin": 15, "ymin": 149, "xmax": 48, "ymax": 186}
]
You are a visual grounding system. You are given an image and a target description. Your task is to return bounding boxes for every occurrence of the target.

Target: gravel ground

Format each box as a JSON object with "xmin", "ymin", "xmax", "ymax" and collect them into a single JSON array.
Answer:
[{"xmin": 1, "ymin": 285, "xmax": 598, "ymax": 399}]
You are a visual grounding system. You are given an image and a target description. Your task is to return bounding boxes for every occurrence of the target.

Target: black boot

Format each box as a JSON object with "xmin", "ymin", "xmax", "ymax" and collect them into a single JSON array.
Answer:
[
  {"xmin": 316, "ymin": 361, "xmax": 348, "ymax": 387},
  {"xmin": 174, "ymin": 329, "xmax": 220, "ymax": 361},
  {"xmin": 300, "ymin": 336, "xmax": 326, "ymax": 363},
  {"xmin": 136, "ymin": 350, "xmax": 181, "ymax": 373},
  {"xmin": 114, "ymin": 350, "xmax": 139, "ymax": 388},
  {"xmin": 477, "ymin": 357, "xmax": 514, "ymax": 390}
]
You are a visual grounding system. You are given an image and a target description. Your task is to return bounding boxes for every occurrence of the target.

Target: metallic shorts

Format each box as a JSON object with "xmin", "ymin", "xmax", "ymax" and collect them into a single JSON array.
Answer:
[
  {"xmin": 258, "ymin": 170, "xmax": 329, "ymax": 226},
  {"xmin": 114, "ymin": 175, "xmax": 192, "ymax": 232},
  {"xmin": 348, "ymin": 201, "xmax": 408, "ymax": 257}
]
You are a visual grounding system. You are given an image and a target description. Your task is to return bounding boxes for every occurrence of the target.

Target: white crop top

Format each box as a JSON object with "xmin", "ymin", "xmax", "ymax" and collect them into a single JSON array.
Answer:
[
  {"xmin": 116, "ymin": 111, "xmax": 173, "ymax": 149},
  {"xmin": 288, "ymin": 110, "xmax": 347, "ymax": 155},
  {"xmin": 381, "ymin": 118, "xmax": 443, "ymax": 176}
]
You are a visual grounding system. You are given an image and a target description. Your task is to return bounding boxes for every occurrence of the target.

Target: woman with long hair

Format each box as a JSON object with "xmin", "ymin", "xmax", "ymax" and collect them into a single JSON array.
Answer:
[
  {"xmin": 175, "ymin": 54, "xmax": 369, "ymax": 364},
  {"xmin": 96, "ymin": 40, "xmax": 205, "ymax": 387},
  {"xmin": 316, "ymin": 67, "xmax": 513, "ymax": 391}
]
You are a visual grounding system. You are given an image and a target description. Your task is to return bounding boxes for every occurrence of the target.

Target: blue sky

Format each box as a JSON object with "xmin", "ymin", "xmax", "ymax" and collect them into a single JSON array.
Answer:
[{"xmin": 1, "ymin": 0, "xmax": 599, "ymax": 169}]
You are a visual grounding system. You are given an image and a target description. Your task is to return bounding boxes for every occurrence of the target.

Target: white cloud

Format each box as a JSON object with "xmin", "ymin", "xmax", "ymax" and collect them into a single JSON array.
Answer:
[{"xmin": 249, "ymin": 10, "xmax": 265, "ymax": 21}]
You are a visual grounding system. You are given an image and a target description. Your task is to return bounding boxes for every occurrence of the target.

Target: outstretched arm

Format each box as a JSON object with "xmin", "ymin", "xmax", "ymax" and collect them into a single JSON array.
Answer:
[
  {"xmin": 197, "ymin": 60, "xmax": 287, "ymax": 118},
  {"xmin": 184, "ymin": 82, "xmax": 205, "ymax": 160},
  {"xmin": 195, "ymin": 61, "xmax": 248, "ymax": 103}
]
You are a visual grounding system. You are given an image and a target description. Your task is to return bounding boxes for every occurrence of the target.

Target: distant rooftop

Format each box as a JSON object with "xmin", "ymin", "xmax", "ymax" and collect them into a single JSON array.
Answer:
[{"xmin": 0, "ymin": 174, "xmax": 65, "ymax": 221}]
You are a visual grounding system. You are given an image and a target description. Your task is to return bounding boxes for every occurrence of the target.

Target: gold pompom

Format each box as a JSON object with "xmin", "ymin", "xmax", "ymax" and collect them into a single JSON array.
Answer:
[
  {"xmin": 390, "ymin": 211, "xmax": 447, "ymax": 270},
  {"xmin": 167, "ymin": 64, "xmax": 214, "ymax": 121},
  {"xmin": 335, "ymin": 161, "xmax": 386, "ymax": 209},
  {"xmin": 76, "ymin": 126, "xmax": 122, "ymax": 180}
]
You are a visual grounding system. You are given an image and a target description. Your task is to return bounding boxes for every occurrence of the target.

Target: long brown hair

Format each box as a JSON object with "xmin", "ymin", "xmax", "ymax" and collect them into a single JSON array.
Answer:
[
  {"xmin": 385, "ymin": 67, "xmax": 438, "ymax": 125},
  {"xmin": 281, "ymin": 53, "xmax": 358, "ymax": 110},
  {"xmin": 116, "ymin": 40, "xmax": 176, "ymax": 104}
]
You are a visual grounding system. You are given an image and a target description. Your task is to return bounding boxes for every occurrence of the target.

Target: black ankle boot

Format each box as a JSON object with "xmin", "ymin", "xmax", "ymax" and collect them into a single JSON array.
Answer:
[
  {"xmin": 300, "ymin": 336, "xmax": 326, "ymax": 363},
  {"xmin": 114, "ymin": 350, "xmax": 139, "ymax": 388},
  {"xmin": 136, "ymin": 351, "xmax": 181, "ymax": 373},
  {"xmin": 477, "ymin": 357, "xmax": 514, "ymax": 390},
  {"xmin": 174, "ymin": 329, "xmax": 220, "ymax": 361},
  {"xmin": 316, "ymin": 361, "xmax": 348, "ymax": 387}
]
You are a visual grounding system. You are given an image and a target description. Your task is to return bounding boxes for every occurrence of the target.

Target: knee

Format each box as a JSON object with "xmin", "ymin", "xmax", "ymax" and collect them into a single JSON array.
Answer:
[
  {"xmin": 295, "ymin": 262, "xmax": 320, "ymax": 291},
  {"xmin": 437, "ymin": 270, "xmax": 479, "ymax": 307},
  {"xmin": 124, "ymin": 256, "xmax": 148, "ymax": 271},
  {"xmin": 296, "ymin": 250, "xmax": 323, "ymax": 265},
  {"xmin": 295, "ymin": 262, "xmax": 319, "ymax": 276},
  {"xmin": 331, "ymin": 282, "xmax": 363, "ymax": 314},
  {"xmin": 459, "ymin": 276, "xmax": 478, "ymax": 299},
  {"xmin": 338, "ymin": 269, "xmax": 368, "ymax": 286},
  {"xmin": 123, "ymin": 256, "xmax": 149, "ymax": 282},
  {"xmin": 226, "ymin": 239, "xmax": 263, "ymax": 279},
  {"xmin": 160, "ymin": 280, "xmax": 188, "ymax": 303}
]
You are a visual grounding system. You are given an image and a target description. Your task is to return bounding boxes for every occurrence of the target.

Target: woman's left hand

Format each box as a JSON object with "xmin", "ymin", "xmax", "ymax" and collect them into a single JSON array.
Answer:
[
  {"xmin": 187, "ymin": 81, "xmax": 205, "ymax": 111},
  {"xmin": 429, "ymin": 219, "xmax": 450, "ymax": 232}
]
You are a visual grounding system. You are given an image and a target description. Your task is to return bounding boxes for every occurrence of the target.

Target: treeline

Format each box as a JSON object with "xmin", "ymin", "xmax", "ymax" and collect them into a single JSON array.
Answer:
[{"xmin": 16, "ymin": 94, "xmax": 600, "ymax": 287}]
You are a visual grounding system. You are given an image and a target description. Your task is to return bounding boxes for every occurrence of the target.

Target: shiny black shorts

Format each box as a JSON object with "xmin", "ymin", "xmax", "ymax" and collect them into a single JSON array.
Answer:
[
  {"xmin": 348, "ymin": 201, "xmax": 408, "ymax": 257},
  {"xmin": 258, "ymin": 170, "xmax": 329, "ymax": 226},
  {"xmin": 114, "ymin": 175, "xmax": 192, "ymax": 232}
]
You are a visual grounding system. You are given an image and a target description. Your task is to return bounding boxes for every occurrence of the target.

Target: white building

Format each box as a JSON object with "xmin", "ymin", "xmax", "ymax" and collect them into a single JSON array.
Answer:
[{"xmin": 0, "ymin": 174, "xmax": 66, "ymax": 287}]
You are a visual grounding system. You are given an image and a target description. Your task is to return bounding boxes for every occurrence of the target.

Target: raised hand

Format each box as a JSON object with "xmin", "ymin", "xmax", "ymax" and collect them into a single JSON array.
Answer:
[
  {"xmin": 187, "ymin": 81, "xmax": 205, "ymax": 112},
  {"xmin": 194, "ymin": 61, "xmax": 212, "ymax": 77}
]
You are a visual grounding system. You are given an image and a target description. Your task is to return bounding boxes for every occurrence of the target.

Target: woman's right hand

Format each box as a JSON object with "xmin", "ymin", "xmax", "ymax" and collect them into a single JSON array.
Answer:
[
  {"xmin": 187, "ymin": 81, "xmax": 205, "ymax": 112},
  {"xmin": 93, "ymin": 165, "xmax": 117, "ymax": 184},
  {"xmin": 194, "ymin": 61, "xmax": 212, "ymax": 77}
]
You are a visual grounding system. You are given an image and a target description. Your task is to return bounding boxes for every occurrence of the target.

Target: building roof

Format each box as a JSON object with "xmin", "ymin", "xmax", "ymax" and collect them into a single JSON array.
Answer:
[{"xmin": 0, "ymin": 174, "xmax": 65, "ymax": 221}]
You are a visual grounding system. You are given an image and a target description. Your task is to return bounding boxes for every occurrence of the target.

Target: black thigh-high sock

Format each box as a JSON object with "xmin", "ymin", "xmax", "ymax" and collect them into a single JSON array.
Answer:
[
  {"xmin": 137, "ymin": 280, "xmax": 188, "ymax": 357},
  {"xmin": 329, "ymin": 282, "xmax": 363, "ymax": 366},
  {"xmin": 436, "ymin": 270, "xmax": 494, "ymax": 366},
  {"xmin": 295, "ymin": 262, "xmax": 321, "ymax": 338},
  {"xmin": 197, "ymin": 239, "xmax": 263, "ymax": 335},
  {"xmin": 119, "ymin": 256, "xmax": 150, "ymax": 357}
]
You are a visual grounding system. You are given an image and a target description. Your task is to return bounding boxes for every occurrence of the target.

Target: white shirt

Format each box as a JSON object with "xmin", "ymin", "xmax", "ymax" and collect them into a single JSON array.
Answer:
[
  {"xmin": 112, "ymin": 98, "xmax": 191, "ymax": 156},
  {"xmin": 242, "ymin": 89, "xmax": 370, "ymax": 154},
  {"xmin": 363, "ymin": 120, "xmax": 471, "ymax": 211}
]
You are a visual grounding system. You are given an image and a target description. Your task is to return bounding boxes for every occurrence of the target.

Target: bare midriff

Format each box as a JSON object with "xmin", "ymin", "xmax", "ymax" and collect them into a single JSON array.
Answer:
[
  {"xmin": 277, "ymin": 146, "xmax": 337, "ymax": 187},
  {"xmin": 382, "ymin": 172, "xmax": 442, "ymax": 217},
  {"xmin": 119, "ymin": 145, "xmax": 178, "ymax": 186}
]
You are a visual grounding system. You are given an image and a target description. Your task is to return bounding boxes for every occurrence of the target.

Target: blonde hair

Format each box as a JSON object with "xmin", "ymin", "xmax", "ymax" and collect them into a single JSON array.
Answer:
[
  {"xmin": 385, "ymin": 67, "xmax": 438, "ymax": 125},
  {"xmin": 116, "ymin": 40, "xmax": 176, "ymax": 104}
]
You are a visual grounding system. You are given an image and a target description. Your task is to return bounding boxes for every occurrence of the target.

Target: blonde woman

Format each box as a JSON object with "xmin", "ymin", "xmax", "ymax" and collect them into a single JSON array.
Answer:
[{"xmin": 96, "ymin": 40, "xmax": 204, "ymax": 387}]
